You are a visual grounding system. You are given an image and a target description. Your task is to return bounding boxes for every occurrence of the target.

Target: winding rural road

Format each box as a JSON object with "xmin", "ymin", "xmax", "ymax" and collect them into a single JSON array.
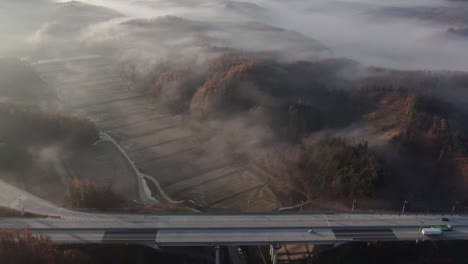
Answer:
[{"xmin": 95, "ymin": 130, "xmax": 180, "ymax": 204}]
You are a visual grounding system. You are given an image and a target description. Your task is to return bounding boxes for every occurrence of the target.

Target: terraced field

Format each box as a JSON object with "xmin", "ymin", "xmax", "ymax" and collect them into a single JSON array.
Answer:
[{"xmin": 31, "ymin": 56, "xmax": 281, "ymax": 211}]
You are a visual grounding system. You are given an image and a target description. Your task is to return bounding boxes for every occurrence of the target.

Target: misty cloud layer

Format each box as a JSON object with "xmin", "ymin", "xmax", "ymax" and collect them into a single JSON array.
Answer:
[
  {"xmin": 1, "ymin": 0, "xmax": 468, "ymax": 208},
  {"xmin": 47, "ymin": 0, "xmax": 468, "ymax": 71},
  {"xmin": 3, "ymin": 0, "xmax": 467, "ymax": 160}
]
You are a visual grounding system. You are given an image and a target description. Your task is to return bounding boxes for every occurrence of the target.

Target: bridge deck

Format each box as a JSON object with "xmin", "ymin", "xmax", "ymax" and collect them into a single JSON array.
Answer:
[{"xmin": 1, "ymin": 214, "xmax": 468, "ymax": 245}]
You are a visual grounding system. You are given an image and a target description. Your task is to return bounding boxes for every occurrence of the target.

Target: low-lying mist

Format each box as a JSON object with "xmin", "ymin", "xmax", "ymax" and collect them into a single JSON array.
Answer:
[
  {"xmin": 2, "ymin": 0, "xmax": 467, "ymax": 71},
  {"xmin": 1, "ymin": 0, "xmax": 468, "ymax": 208},
  {"xmin": 44, "ymin": 0, "xmax": 468, "ymax": 71}
]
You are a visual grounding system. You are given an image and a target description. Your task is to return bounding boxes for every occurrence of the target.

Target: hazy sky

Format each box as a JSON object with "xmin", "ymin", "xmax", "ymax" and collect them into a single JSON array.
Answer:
[
  {"xmin": 52, "ymin": 0, "xmax": 468, "ymax": 71},
  {"xmin": 0, "ymin": 0, "xmax": 463, "ymax": 71}
]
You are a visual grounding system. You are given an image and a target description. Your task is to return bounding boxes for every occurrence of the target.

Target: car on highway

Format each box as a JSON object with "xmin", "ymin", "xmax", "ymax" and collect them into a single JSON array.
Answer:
[
  {"xmin": 442, "ymin": 217, "xmax": 450, "ymax": 222},
  {"xmin": 431, "ymin": 225, "xmax": 453, "ymax": 231},
  {"xmin": 421, "ymin": 228, "xmax": 443, "ymax": 236}
]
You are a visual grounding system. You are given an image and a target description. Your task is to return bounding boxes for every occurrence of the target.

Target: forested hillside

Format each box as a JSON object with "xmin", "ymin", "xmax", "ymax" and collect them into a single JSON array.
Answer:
[{"xmin": 131, "ymin": 53, "xmax": 468, "ymax": 209}]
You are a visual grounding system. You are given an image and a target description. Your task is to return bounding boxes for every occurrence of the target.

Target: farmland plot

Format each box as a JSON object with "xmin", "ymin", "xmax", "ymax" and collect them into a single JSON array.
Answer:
[{"xmin": 31, "ymin": 56, "xmax": 281, "ymax": 211}]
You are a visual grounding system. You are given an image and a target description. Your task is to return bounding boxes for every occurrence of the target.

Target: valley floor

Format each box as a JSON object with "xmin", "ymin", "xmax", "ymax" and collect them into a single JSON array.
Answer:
[{"xmin": 31, "ymin": 56, "xmax": 281, "ymax": 211}]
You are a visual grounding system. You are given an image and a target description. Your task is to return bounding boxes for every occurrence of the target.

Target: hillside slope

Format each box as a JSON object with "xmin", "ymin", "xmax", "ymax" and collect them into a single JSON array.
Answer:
[{"xmin": 130, "ymin": 53, "xmax": 468, "ymax": 209}]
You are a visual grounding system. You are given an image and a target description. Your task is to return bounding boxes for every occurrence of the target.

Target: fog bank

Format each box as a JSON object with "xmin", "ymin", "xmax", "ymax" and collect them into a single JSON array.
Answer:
[{"xmin": 52, "ymin": 0, "xmax": 468, "ymax": 71}]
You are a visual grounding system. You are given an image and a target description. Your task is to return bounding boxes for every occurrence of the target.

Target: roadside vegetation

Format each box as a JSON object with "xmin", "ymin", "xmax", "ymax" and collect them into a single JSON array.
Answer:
[
  {"xmin": 0, "ymin": 230, "xmax": 92, "ymax": 264},
  {"xmin": 64, "ymin": 178, "xmax": 125, "ymax": 210},
  {"xmin": 299, "ymin": 139, "xmax": 382, "ymax": 196},
  {"xmin": 0, "ymin": 229, "xmax": 216, "ymax": 264},
  {"xmin": 0, "ymin": 206, "xmax": 45, "ymax": 218}
]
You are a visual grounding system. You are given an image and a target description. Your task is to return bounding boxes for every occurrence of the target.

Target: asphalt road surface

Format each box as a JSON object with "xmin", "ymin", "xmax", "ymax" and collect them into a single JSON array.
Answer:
[{"xmin": 1, "ymin": 214, "xmax": 468, "ymax": 245}]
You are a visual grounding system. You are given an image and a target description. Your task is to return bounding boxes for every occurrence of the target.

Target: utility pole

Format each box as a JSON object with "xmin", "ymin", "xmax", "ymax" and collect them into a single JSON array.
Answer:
[
  {"xmin": 271, "ymin": 243, "xmax": 281, "ymax": 264},
  {"xmin": 300, "ymin": 200, "xmax": 304, "ymax": 213},
  {"xmin": 401, "ymin": 200, "xmax": 408, "ymax": 214},
  {"xmin": 451, "ymin": 201, "xmax": 459, "ymax": 216},
  {"xmin": 351, "ymin": 199, "xmax": 357, "ymax": 212},
  {"xmin": 215, "ymin": 244, "xmax": 220, "ymax": 264}
]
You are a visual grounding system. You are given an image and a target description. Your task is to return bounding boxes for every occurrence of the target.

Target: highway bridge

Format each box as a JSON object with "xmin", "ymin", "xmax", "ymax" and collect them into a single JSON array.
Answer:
[
  {"xmin": 3, "ymin": 173, "xmax": 468, "ymax": 262},
  {"xmin": 1, "ymin": 213, "xmax": 468, "ymax": 264},
  {"xmin": 1, "ymin": 178, "xmax": 467, "ymax": 263}
]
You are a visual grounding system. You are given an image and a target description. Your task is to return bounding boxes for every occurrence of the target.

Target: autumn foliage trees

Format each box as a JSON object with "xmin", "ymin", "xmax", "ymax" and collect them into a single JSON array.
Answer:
[
  {"xmin": 64, "ymin": 178, "xmax": 124, "ymax": 210},
  {"xmin": 144, "ymin": 53, "xmax": 468, "ymax": 201},
  {"xmin": 191, "ymin": 57, "xmax": 262, "ymax": 115},
  {"xmin": 0, "ymin": 230, "xmax": 91, "ymax": 264},
  {"xmin": 397, "ymin": 95, "xmax": 468, "ymax": 158},
  {"xmin": 147, "ymin": 54, "xmax": 265, "ymax": 116}
]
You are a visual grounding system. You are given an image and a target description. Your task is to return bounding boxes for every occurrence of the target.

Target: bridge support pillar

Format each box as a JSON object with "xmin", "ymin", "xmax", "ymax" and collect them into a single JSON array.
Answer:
[
  {"xmin": 215, "ymin": 244, "xmax": 220, "ymax": 264},
  {"xmin": 270, "ymin": 243, "xmax": 281, "ymax": 264}
]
